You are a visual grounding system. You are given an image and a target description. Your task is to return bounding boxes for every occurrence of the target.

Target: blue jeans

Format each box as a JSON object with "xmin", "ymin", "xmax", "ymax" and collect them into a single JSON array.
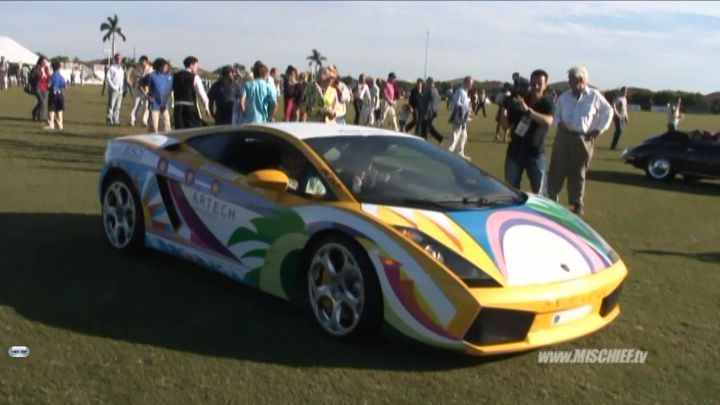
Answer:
[
  {"xmin": 32, "ymin": 90, "xmax": 48, "ymax": 121},
  {"xmin": 505, "ymin": 153, "xmax": 547, "ymax": 195},
  {"xmin": 610, "ymin": 116, "xmax": 625, "ymax": 150}
]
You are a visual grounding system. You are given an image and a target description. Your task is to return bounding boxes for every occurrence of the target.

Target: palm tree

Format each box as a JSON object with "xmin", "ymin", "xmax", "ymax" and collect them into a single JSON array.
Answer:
[
  {"xmin": 306, "ymin": 49, "xmax": 327, "ymax": 80},
  {"xmin": 99, "ymin": 14, "xmax": 126, "ymax": 95},
  {"xmin": 100, "ymin": 14, "xmax": 126, "ymax": 61}
]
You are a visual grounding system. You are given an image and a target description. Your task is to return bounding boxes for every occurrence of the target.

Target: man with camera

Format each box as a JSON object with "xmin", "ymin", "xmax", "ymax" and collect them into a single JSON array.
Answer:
[{"xmin": 501, "ymin": 69, "xmax": 555, "ymax": 195}]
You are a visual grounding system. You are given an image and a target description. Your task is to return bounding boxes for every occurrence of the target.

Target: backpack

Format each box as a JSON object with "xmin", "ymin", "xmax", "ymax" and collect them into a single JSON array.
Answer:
[{"xmin": 24, "ymin": 67, "xmax": 40, "ymax": 94}]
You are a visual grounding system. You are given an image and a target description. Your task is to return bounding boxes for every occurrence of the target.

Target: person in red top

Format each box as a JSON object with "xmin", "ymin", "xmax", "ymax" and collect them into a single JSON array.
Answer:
[
  {"xmin": 379, "ymin": 72, "xmax": 399, "ymax": 131},
  {"xmin": 31, "ymin": 56, "xmax": 51, "ymax": 122}
]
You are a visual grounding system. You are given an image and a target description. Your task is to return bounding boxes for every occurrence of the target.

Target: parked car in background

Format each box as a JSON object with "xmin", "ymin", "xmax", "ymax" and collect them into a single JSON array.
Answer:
[{"xmin": 622, "ymin": 130, "xmax": 720, "ymax": 181}]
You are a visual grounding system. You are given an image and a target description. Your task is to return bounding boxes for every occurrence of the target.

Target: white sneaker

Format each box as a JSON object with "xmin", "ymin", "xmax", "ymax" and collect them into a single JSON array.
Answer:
[
  {"xmin": 43, "ymin": 126, "xmax": 54, "ymax": 131},
  {"xmin": 460, "ymin": 153, "xmax": 471, "ymax": 161}
]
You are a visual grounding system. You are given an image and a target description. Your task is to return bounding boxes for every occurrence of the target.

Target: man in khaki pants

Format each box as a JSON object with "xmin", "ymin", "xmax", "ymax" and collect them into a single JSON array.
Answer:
[{"xmin": 547, "ymin": 66, "xmax": 613, "ymax": 216}]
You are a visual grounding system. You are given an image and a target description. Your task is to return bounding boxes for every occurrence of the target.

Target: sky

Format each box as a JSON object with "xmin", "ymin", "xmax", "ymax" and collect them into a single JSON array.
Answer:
[{"xmin": 2, "ymin": 1, "xmax": 719, "ymax": 93}]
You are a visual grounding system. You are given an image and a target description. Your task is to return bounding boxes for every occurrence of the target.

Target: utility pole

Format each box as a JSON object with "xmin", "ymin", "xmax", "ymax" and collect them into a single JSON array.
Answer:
[{"xmin": 424, "ymin": 30, "xmax": 429, "ymax": 79}]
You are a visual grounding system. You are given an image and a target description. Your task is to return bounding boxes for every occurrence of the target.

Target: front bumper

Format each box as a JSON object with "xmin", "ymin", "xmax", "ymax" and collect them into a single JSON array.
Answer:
[{"xmin": 460, "ymin": 259, "xmax": 628, "ymax": 355}]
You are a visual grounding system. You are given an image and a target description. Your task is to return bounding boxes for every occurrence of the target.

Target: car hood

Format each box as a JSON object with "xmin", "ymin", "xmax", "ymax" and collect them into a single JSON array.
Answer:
[{"xmin": 361, "ymin": 195, "xmax": 618, "ymax": 287}]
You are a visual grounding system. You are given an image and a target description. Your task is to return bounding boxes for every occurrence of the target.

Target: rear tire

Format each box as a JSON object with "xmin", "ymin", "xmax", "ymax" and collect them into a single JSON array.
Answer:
[
  {"xmin": 305, "ymin": 234, "xmax": 382, "ymax": 339},
  {"xmin": 101, "ymin": 174, "xmax": 145, "ymax": 252},
  {"xmin": 645, "ymin": 157, "xmax": 674, "ymax": 181}
]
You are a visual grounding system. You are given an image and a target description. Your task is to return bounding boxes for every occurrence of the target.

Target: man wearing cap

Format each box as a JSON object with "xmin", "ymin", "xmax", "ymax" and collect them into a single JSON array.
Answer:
[
  {"xmin": 547, "ymin": 66, "xmax": 613, "ymax": 216},
  {"xmin": 379, "ymin": 72, "xmax": 399, "ymax": 131}
]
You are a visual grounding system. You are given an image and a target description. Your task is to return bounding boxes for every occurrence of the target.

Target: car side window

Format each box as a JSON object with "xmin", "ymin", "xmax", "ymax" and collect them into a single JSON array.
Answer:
[
  {"xmin": 186, "ymin": 131, "xmax": 237, "ymax": 163},
  {"xmin": 275, "ymin": 143, "xmax": 333, "ymax": 200},
  {"xmin": 187, "ymin": 131, "xmax": 282, "ymax": 175},
  {"xmin": 186, "ymin": 130, "xmax": 333, "ymax": 200}
]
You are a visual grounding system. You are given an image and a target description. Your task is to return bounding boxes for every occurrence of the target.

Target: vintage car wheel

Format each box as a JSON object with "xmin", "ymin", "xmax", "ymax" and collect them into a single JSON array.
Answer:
[
  {"xmin": 646, "ymin": 157, "xmax": 673, "ymax": 181},
  {"xmin": 306, "ymin": 235, "xmax": 382, "ymax": 339},
  {"xmin": 101, "ymin": 174, "xmax": 145, "ymax": 252}
]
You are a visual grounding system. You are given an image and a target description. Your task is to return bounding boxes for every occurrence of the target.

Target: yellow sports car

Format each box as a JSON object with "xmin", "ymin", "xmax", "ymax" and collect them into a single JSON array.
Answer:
[{"xmin": 99, "ymin": 123, "xmax": 627, "ymax": 355}]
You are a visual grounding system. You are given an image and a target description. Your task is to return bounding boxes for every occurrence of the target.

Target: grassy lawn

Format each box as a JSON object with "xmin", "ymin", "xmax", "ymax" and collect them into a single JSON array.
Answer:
[{"xmin": 0, "ymin": 85, "xmax": 718, "ymax": 404}]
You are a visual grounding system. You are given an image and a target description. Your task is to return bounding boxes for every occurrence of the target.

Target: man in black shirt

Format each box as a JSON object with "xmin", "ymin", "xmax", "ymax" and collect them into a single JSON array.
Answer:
[
  {"xmin": 404, "ymin": 78, "xmax": 424, "ymax": 135},
  {"xmin": 173, "ymin": 56, "xmax": 210, "ymax": 129},
  {"xmin": 502, "ymin": 69, "xmax": 555, "ymax": 194},
  {"xmin": 418, "ymin": 77, "xmax": 444, "ymax": 143},
  {"xmin": 208, "ymin": 66, "xmax": 239, "ymax": 125}
]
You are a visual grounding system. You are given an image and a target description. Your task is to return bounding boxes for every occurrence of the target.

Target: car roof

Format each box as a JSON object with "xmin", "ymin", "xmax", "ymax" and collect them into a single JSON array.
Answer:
[
  {"xmin": 118, "ymin": 123, "xmax": 418, "ymax": 148},
  {"xmin": 249, "ymin": 122, "xmax": 417, "ymax": 140}
]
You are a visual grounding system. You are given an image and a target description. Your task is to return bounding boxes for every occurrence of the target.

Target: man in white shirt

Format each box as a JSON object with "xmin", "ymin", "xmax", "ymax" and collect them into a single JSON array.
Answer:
[
  {"xmin": 368, "ymin": 77, "xmax": 380, "ymax": 126},
  {"xmin": 610, "ymin": 86, "xmax": 629, "ymax": 150},
  {"xmin": 267, "ymin": 67, "xmax": 281, "ymax": 104},
  {"xmin": 106, "ymin": 53, "xmax": 125, "ymax": 125},
  {"xmin": 357, "ymin": 74, "xmax": 372, "ymax": 126},
  {"xmin": 129, "ymin": 55, "xmax": 153, "ymax": 127},
  {"xmin": 547, "ymin": 66, "xmax": 613, "ymax": 216},
  {"xmin": 448, "ymin": 75, "xmax": 473, "ymax": 160}
]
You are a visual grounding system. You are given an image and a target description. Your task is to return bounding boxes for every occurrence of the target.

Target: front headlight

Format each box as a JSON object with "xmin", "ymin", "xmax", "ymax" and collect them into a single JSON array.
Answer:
[
  {"xmin": 621, "ymin": 148, "xmax": 630, "ymax": 158},
  {"xmin": 394, "ymin": 226, "xmax": 500, "ymax": 287}
]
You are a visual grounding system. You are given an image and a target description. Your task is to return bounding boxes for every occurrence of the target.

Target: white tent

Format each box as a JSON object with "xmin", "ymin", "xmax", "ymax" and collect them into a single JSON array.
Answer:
[{"xmin": 0, "ymin": 36, "xmax": 39, "ymax": 65}]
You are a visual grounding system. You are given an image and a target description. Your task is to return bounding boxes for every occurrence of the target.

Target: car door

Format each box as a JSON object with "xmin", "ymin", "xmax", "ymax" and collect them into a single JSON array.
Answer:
[
  {"xmin": 693, "ymin": 139, "xmax": 720, "ymax": 176},
  {"xmin": 183, "ymin": 129, "xmax": 333, "ymax": 291}
]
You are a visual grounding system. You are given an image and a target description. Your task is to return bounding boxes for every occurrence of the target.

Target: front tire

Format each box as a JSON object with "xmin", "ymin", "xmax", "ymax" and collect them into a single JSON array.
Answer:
[
  {"xmin": 101, "ymin": 174, "xmax": 145, "ymax": 252},
  {"xmin": 305, "ymin": 235, "xmax": 382, "ymax": 339},
  {"xmin": 645, "ymin": 157, "xmax": 674, "ymax": 181}
]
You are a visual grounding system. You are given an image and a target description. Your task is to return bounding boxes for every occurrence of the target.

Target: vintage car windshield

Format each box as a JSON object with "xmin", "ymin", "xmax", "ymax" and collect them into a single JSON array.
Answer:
[{"xmin": 305, "ymin": 135, "xmax": 525, "ymax": 210}]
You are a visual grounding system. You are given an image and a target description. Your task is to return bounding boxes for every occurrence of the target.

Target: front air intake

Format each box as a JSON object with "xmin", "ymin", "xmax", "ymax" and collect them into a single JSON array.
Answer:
[{"xmin": 464, "ymin": 308, "xmax": 535, "ymax": 346}]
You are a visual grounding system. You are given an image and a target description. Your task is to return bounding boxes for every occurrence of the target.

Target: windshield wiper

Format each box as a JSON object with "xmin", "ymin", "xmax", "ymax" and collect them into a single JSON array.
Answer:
[{"xmin": 433, "ymin": 193, "xmax": 523, "ymax": 207}]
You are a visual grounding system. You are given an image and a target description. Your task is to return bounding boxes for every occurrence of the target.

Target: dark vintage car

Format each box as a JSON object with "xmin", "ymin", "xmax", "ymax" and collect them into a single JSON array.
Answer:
[{"xmin": 622, "ymin": 130, "xmax": 720, "ymax": 181}]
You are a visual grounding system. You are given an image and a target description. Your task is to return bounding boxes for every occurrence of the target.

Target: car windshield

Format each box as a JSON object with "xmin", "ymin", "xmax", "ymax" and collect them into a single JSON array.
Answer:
[{"xmin": 305, "ymin": 135, "xmax": 525, "ymax": 210}]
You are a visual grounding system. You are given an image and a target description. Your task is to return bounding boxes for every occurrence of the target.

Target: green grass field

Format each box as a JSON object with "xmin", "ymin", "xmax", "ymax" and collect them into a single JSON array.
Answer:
[{"xmin": 1, "ymin": 85, "xmax": 718, "ymax": 404}]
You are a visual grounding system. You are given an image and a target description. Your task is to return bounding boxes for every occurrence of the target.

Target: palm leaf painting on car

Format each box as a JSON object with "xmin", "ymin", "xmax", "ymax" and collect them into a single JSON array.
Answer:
[{"xmin": 227, "ymin": 206, "xmax": 308, "ymax": 295}]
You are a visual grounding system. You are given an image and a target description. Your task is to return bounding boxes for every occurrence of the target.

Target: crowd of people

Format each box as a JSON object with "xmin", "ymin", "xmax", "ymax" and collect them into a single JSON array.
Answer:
[{"xmin": 17, "ymin": 52, "xmax": 658, "ymax": 215}]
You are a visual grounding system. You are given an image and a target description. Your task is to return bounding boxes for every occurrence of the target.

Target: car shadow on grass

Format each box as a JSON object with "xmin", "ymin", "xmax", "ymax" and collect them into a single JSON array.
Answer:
[
  {"xmin": 0, "ymin": 212, "xmax": 521, "ymax": 370},
  {"xmin": 634, "ymin": 249, "xmax": 720, "ymax": 264},
  {"xmin": 588, "ymin": 170, "xmax": 720, "ymax": 196}
]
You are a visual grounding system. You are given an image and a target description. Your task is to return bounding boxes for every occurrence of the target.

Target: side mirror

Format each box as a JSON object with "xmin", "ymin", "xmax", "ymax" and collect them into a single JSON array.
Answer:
[{"xmin": 246, "ymin": 169, "xmax": 289, "ymax": 192}]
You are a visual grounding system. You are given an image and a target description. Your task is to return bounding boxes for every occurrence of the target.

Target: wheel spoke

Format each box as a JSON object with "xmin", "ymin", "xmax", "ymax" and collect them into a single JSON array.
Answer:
[
  {"xmin": 331, "ymin": 300, "xmax": 343, "ymax": 331},
  {"xmin": 315, "ymin": 284, "xmax": 331, "ymax": 299},
  {"xmin": 323, "ymin": 253, "xmax": 337, "ymax": 275},
  {"xmin": 114, "ymin": 223, "xmax": 125, "ymax": 244},
  {"xmin": 341, "ymin": 290, "xmax": 362, "ymax": 318}
]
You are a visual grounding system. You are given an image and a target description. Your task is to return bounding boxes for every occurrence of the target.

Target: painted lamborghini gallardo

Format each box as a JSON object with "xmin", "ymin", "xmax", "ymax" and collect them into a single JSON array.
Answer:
[{"xmin": 99, "ymin": 123, "xmax": 627, "ymax": 355}]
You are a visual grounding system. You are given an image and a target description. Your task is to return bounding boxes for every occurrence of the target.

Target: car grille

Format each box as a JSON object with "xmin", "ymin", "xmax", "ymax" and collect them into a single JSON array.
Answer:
[{"xmin": 464, "ymin": 308, "xmax": 535, "ymax": 346}]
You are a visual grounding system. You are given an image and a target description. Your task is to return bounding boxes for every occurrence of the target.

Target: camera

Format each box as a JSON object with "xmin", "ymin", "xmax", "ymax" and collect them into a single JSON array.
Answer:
[
  {"xmin": 512, "ymin": 76, "xmax": 531, "ymax": 99},
  {"xmin": 503, "ymin": 77, "xmax": 531, "ymax": 110}
]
